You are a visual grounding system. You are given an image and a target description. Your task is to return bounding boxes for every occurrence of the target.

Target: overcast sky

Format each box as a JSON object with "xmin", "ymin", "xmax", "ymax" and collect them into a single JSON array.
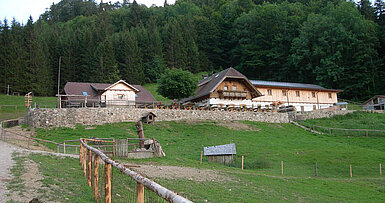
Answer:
[{"xmin": 0, "ymin": 0, "xmax": 175, "ymax": 24}]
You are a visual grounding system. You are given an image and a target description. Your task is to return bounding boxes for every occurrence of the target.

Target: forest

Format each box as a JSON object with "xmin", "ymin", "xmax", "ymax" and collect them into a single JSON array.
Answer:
[{"xmin": 0, "ymin": 0, "xmax": 384, "ymax": 101}]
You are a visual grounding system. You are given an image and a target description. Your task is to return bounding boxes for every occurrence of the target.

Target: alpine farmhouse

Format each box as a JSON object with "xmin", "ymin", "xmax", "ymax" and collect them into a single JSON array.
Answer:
[{"xmin": 182, "ymin": 68, "xmax": 342, "ymax": 112}]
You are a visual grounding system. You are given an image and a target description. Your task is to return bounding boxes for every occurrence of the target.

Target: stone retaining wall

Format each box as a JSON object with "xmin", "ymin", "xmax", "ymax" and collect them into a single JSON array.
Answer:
[{"xmin": 25, "ymin": 108, "xmax": 354, "ymax": 128}]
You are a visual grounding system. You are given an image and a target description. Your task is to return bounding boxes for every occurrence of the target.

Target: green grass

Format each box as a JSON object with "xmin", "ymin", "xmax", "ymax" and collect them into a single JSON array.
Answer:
[
  {"xmin": 304, "ymin": 111, "xmax": 385, "ymax": 130},
  {"xmin": 142, "ymin": 83, "xmax": 172, "ymax": 103},
  {"xmin": 0, "ymin": 94, "xmax": 56, "ymax": 121}
]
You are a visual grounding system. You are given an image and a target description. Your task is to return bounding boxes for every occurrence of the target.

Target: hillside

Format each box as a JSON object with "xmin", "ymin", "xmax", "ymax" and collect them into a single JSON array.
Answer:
[
  {"xmin": 0, "ymin": 95, "xmax": 56, "ymax": 121},
  {"xmin": 1, "ymin": 0, "xmax": 384, "ymax": 100},
  {"xmin": 33, "ymin": 118, "xmax": 385, "ymax": 202}
]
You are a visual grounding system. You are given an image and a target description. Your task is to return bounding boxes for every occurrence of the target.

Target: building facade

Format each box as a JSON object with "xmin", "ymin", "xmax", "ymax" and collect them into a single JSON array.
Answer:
[
  {"xmin": 251, "ymin": 80, "xmax": 342, "ymax": 112},
  {"xmin": 182, "ymin": 68, "xmax": 342, "ymax": 112}
]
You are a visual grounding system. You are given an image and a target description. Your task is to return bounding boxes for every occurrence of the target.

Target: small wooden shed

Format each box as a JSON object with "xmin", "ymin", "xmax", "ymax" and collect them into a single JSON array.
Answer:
[
  {"xmin": 141, "ymin": 112, "xmax": 157, "ymax": 124},
  {"xmin": 204, "ymin": 143, "xmax": 236, "ymax": 165}
]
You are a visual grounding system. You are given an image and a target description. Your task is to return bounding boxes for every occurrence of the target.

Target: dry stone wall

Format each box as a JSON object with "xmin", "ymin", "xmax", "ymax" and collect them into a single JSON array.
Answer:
[{"xmin": 25, "ymin": 107, "xmax": 354, "ymax": 128}]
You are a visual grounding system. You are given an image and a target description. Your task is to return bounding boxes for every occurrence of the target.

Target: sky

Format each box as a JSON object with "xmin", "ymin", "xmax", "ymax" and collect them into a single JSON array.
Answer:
[{"xmin": 0, "ymin": 0, "xmax": 175, "ymax": 24}]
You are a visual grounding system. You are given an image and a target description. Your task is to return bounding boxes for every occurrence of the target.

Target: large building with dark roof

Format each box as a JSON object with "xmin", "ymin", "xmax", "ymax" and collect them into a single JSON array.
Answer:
[
  {"xmin": 181, "ymin": 68, "xmax": 263, "ymax": 107},
  {"xmin": 182, "ymin": 68, "xmax": 343, "ymax": 112}
]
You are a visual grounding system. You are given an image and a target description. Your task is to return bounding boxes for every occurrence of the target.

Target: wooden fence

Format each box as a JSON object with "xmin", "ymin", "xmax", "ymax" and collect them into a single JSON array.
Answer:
[
  {"xmin": 80, "ymin": 138, "xmax": 192, "ymax": 203},
  {"xmin": 298, "ymin": 121, "xmax": 385, "ymax": 137}
]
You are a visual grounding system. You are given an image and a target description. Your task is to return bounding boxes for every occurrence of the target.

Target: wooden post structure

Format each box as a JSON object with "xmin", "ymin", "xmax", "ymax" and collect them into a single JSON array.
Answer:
[
  {"xmin": 136, "ymin": 121, "xmax": 145, "ymax": 148},
  {"xmin": 63, "ymin": 142, "xmax": 66, "ymax": 154},
  {"xmin": 82, "ymin": 144, "xmax": 87, "ymax": 178},
  {"xmin": 380, "ymin": 163, "xmax": 382, "ymax": 176},
  {"xmin": 350, "ymin": 164, "xmax": 352, "ymax": 178},
  {"xmin": 137, "ymin": 182, "xmax": 144, "ymax": 203},
  {"xmin": 94, "ymin": 154, "xmax": 99, "ymax": 202},
  {"xmin": 241, "ymin": 156, "xmax": 244, "ymax": 170},
  {"xmin": 105, "ymin": 163, "xmax": 112, "ymax": 203},
  {"xmin": 87, "ymin": 149, "xmax": 92, "ymax": 186},
  {"xmin": 281, "ymin": 161, "xmax": 284, "ymax": 175},
  {"xmin": 200, "ymin": 150, "xmax": 203, "ymax": 165},
  {"xmin": 315, "ymin": 162, "xmax": 318, "ymax": 177},
  {"xmin": 79, "ymin": 144, "xmax": 83, "ymax": 164}
]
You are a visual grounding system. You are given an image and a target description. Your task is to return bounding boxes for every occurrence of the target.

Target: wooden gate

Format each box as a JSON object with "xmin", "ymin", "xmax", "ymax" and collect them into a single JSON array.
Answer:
[{"xmin": 115, "ymin": 139, "xmax": 129, "ymax": 157}]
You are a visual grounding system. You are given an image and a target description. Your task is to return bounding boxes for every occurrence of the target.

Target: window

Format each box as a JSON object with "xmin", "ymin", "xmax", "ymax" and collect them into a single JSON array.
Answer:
[
  {"xmin": 117, "ymin": 94, "xmax": 124, "ymax": 99},
  {"xmin": 282, "ymin": 90, "xmax": 287, "ymax": 96},
  {"xmin": 328, "ymin": 93, "xmax": 332, "ymax": 99},
  {"xmin": 301, "ymin": 106, "xmax": 304, "ymax": 112},
  {"xmin": 313, "ymin": 105, "xmax": 317, "ymax": 110},
  {"xmin": 224, "ymin": 86, "xmax": 228, "ymax": 91},
  {"xmin": 232, "ymin": 86, "xmax": 237, "ymax": 91},
  {"xmin": 296, "ymin": 91, "xmax": 300, "ymax": 97},
  {"xmin": 312, "ymin": 92, "xmax": 316, "ymax": 98},
  {"xmin": 267, "ymin": 89, "xmax": 272, "ymax": 95}
]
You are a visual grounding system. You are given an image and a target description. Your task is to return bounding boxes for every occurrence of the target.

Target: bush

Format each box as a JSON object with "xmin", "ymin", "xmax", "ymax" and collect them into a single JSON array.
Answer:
[{"xmin": 157, "ymin": 68, "xmax": 197, "ymax": 100}]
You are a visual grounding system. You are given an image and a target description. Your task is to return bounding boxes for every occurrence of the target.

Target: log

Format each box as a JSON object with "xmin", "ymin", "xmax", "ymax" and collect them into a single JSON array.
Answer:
[
  {"xmin": 87, "ymin": 149, "xmax": 92, "ymax": 186},
  {"xmin": 105, "ymin": 163, "xmax": 112, "ymax": 203},
  {"xmin": 94, "ymin": 154, "xmax": 99, "ymax": 202},
  {"xmin": 137, "ymin": 182, "xmax": 144, "ymax": 203},
  {"xmin": 136, "ymin": 121, "xmax": 145, "ymax": 148},
  {"xmin": 80, "ymin": 139, "xmax": 192, "ymax": 203}
]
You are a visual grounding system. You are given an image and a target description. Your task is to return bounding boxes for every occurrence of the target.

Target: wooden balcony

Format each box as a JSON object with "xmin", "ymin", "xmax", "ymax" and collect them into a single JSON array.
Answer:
[{"xmin": 217, "ymin": 90, "xmax": 248, "ymax": 98}]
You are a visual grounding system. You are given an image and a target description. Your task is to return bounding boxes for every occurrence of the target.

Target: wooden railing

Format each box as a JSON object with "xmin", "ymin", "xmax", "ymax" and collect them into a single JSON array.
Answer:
[{"xmin": 79, "ymin": 138, "xmax": 193, "ymax": 203}]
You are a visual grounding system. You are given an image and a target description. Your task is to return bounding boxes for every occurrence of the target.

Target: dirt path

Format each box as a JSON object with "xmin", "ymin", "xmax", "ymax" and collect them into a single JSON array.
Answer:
[
  {"xmin": 0, "ymin": 140, "xmax": 19, "ymax": 202},
  {"xmin": 127, "ymin": 163, "xmax": 232, "ymax": 182}
]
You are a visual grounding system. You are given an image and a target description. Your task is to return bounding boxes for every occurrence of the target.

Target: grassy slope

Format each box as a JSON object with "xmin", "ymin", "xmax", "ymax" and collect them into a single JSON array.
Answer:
[
  {"xmin": 35, "ymin": 119, "xmax": 385, "ymax": 202},
  {"xmin": 142, "ymin": 83, "xmax": 172, "ymax": 103},
  {"xmin": 304, "ymin": 111, "xmax": 385, "ymax": 130},
  {"xmin": 0, "ymin": 94, "xmax": 57, "ymax": 121}
]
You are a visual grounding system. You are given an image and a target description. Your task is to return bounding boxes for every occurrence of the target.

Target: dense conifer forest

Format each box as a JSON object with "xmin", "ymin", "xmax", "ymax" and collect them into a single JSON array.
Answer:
[{"xmin": 0, "ymin": 0, "xmax": 384, "ymax": 101}]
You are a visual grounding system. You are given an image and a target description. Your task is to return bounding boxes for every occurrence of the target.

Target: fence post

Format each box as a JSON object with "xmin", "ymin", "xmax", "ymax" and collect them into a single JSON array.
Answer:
[
  {"xmin": 27, "ymin": 136, "xmax": 30, "ymax": 149},
  {"xmin": 281, "ymin": 161, "xmax": 284, "ymax": 175},
  {"xmin": 82, "ymin": 145, "xmax": 87, "ymax": 178},
  {"xmin": 57, "ymin": 145, "xmax": 59, "ymax": 153},
  {"xmin": 63, "ymin": 142, "xmax": 66, "ymax": 154},
  {"xmin": 75, "ymin": 146, "xmax": 78, "ymax": 154},
  {"xmin": 380, "ymin": 163, "xmax": 382, "ymax": 176},
  {"xmin": 94, "ymin": 154, "xmax": 99, "ymax": 202},
  {"xmin": 241, "ymin": 156, "xmax": 244, "ymax": 170},
  {"xmin": 87, "ymin": 149, "xmax": 92, "ymax": 187},
  {"xmin": 350, "ymin": 165, "xmax": 352, "ymax": 178},
  {"xmin": 79, "ymin": 144, "xmax": 83, "ymax": 164},
  {"xmin": 105, "ymin": 163, "xmax": 112, "ymax": 203},
  {"xmin": 365, "ymin": 130, "xmax": 368, "ymax": 137},
  {"xmin": 329, "ymin": 128, "xmax": 332, "ymax": 135},
  {"xmin": 315, "ymin": 162, "xmax": 318, "ymax": 177},
  {"xmin": 137, "ymin": 182, "xmax": 144, "ymax": 203},
  {"xmin": 200, "ymin": 150, "xmax": 203, "ymax": 165}
]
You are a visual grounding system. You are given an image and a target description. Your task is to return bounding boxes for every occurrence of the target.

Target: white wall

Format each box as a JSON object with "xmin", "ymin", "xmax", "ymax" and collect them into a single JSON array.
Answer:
[{"xmin": 100, "ymin": 83, "xmax": 136, "ymax": 106}]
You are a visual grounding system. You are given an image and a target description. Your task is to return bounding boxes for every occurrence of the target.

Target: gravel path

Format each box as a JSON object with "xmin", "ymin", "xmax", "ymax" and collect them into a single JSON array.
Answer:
[{"xmin": 0, "ymin": 140, "xmax": 18, "ymax": 202}]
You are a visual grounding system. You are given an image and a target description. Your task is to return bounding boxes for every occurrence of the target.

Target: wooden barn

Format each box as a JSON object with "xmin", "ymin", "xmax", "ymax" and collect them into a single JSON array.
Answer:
[{"xmin": 204, "ymin": 143, "xmax": 236, "ymax": 165}]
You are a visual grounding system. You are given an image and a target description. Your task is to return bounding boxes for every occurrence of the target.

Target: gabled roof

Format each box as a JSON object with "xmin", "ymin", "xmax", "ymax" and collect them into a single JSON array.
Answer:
[
  {"xmin": 104, "ymin": 80, "xmax": 139, "ymax": 92},
  {"xmin": 250, "ymin": 80, "xmax": 343, "ymax": 92},
  {"xmin": 362, "ymin": 95, "xmax": 385, "ymax": 105},
  {"xmin": 182, "ymin": 68, "xmax": 262, "ymax": 102},
  {"xmin": 63, "ymin": 81, "xmax": 156, "ymax": 103}
]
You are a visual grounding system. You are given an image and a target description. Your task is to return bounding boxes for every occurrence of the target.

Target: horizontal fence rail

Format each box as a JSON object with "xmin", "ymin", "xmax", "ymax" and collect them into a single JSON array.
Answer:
[
  {"xmin": 298, "ymin": 121, "xmax": 385, "ymax": 137},
  {"xmin": 80, "ymin": 138, "xmax": 193, "ymax": 203}
]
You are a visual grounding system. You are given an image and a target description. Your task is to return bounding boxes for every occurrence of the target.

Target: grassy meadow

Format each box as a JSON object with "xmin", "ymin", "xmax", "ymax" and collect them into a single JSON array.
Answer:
[
  {"xmin": 0, "ymin": 94, "xmax": 56, "ymax": 121},
  {"xmin": 304, "ymin": 111, "xmax": 385, "ymax": 130},
  {"xmin": 30, "ymin": 117, "xmax": 385, "ymax": 202}
]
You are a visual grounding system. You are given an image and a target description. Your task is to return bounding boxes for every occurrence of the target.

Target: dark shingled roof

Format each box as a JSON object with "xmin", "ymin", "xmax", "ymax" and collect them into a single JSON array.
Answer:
[
  {"xmin": 181, "ymin": 68, "xmax": 262, "ymax": 102},
  {"xmin": 63, "ymin": 81, "xmax": 156, "ymax": 103},
  {"xmin": 250, "ymin": 80, "xmax": 343, "ymax": 92}
]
